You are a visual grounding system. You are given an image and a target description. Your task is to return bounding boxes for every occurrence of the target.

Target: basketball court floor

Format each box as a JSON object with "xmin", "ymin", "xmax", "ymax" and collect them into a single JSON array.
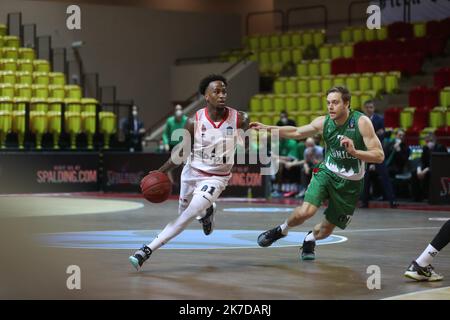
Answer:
[{"xmin": 0, "ymin": 193, "xmax": 449, "ymax": 300}]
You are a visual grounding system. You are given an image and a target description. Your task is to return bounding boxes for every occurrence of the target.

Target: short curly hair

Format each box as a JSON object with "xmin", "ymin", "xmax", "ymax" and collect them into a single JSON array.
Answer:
[{"xmin": 198, "ymin": 74, "xmax": 227, "ymax": 95}]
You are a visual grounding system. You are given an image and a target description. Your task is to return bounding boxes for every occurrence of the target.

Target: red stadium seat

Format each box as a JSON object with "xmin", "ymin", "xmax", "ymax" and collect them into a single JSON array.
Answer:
[
  {"xmin": 412, "ymin": 107, "xmax": 431, "ymax": 129},
  {"xmin": 434, "ymin": 67, "xmax": 450, "ymax": 89},
  {"xmin": 426, "ymin": 20, "xmax": 441, "ymax": 37},
  {"xmin": 409, "ymin": 86, "xmax": 427, "ymax": 107},
  {"xmin": 435, "ymin": 126, "xmax": 450, "ymax": 147},
  {"xmin": 423, "ymin": 87, "xmax": 440, "ymax": 109},
  {"xmin": 405, "ymin": 126, "xmax": 420, "ymax": 146},
  {"xmin": 331, "ymin": 58, "xmax": 355, "ymax": 74},
  {"xmin": 384, "ymin": 107, "xmax": 401, "ymax": 128},
  {"xmin": 388, "ymin": 22, "xmax": 413, "ymax": 39}
]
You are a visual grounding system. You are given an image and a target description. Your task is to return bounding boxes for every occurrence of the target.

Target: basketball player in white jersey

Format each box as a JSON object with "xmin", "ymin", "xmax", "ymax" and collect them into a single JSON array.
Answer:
[{"xmin": 129, "ymin": 74, "xmax": 249, "ymax": 270}]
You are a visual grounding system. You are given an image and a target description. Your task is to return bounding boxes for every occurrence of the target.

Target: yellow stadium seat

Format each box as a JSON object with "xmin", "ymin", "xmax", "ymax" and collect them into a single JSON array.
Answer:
[
  {"xmin": 49, "ymin": 72, "xmax": 66, "ymax": 85},
  {"xmin": 2, "ymin": 47, "xmax": 18, "ymax": 59},
  {"xmin": 65, "ymin": 98, "xmax": 82, "ymax": 113},
  {"xmin": 12, "ymin": 109, "xmax": 25, "ymax": 149},
  {"xmin": 3, "ymin": 36, "xmax": 20, "ymax": 48},
  {"xmin": 340, "ymin": 28, "xmax": 352, "ymax": 43},
  {"xmin": 0, "ymin": 70, "xmax": 16, "ymax": 84},
  {"xmin": 47, "ymin": 97, "xmax": 64, "ymax": 112},
  {"xmin": 0, "ymin": 110, "xmax": 12, "ymax": 148},
  {"xmin": 15, "ymin": 84, "xmax": 32, "ymax": 99},
  {"xmin": 429, "ymin": 107, "xmax": 446, "ymax": 129},
  {"xmin": 82, "ymin": 111, "xmax": 97, "ymax": 149},
  {"xmin": 30, "ymin": 110, "xmax": 47, "ymax": 149},
  {"xmin": 30, "ymin": 97, "xmax": 48, "ymax": 112},
  {"xmin": 296, "ymin": 77, "xmax": 309, "ymax": 94},
  {"xmin": 65, "ymin": 111, "xmax": 81, "ymax": 149},
  {"xmin": 33, "ymin": 72, "xmax": 50, "ymax": 85},
  {"xmin": 296, "ymin": 62, "xmax": 308, "ymax": 77},
  {"xmin": 0, "ymin": 58, "xmax": 17, "ymax": 71},
  {"xmin": 31, "ymin": 84, "xmax": 49, "ymax": 98},
  {"xmin": 48, "ymin": 84, "xmax": 66, "ymax": 99},
  {"xmin": 249, "ymin": 94, "xmax": 262, "ymax": 113},
  {"xmin": 65, "ymin": 85, "xmax": 82, "ymax": 99},
  {"xmin": 296, "ymin": 112, "xmax": 311, "ymax": 126},
  {"xmin": 17, "ymin": 59, "xmax": 34, "ymax": 72},
  {"xmin": 33, "ymin": 60, "xmax": 51, "ymax": 73},
  {"xmin": 0, "ymin": 25, "xmax": 6, "ymax": 37},
  {"xmin": 296, "ymin": 95, "xmax": 309, "ymax": 112},
  {"xmin": 0, "ymin": 83, "xmax": 15, "ymax": 98},
  {"xmin": 18, "ymin": 48, "xmax": 35, "ymax": 60},
  {"xmin": 0, "ymin": 96, "xmax": 13, "ymax": 112},
  {"xmin": 13, "ymin": 97, "xmax": 29, "ymax": 112},
  {"xmin": 47, "ymin": 110, "xmax": 62, "ymax": 149},
  {"xmin": 99, "ymin": 111, "xmax": 117, "ymax": 149},
  {"xmin": 291, "ymin": 48, "xmax": 303, "ymax": 64},
  {"xmin": 313, "ymin": 30, "xmax": 325, "ymax": 47},
  {"xmin": 16, "ymin": 71, "xmax": 32, "ymax": 85},
  {"xmin": 285, "ymin": 77, "xmax": 297, "ymax": 95}
]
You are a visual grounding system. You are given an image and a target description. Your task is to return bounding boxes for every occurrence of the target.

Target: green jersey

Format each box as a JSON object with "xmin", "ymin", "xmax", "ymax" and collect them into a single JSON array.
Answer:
[
  {"xmin": 320, "ymin": 110, "xmax": 367, "ymax": 180},
  {"xmin": 162, "ymin": 115, "xmax": 188, "ymax": 147}
]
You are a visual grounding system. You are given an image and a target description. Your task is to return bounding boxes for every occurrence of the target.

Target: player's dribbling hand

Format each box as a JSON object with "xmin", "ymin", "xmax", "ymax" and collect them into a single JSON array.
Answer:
[{"xmin": 340, "ymin": 136, "xmax": 356, "ymax": 155}]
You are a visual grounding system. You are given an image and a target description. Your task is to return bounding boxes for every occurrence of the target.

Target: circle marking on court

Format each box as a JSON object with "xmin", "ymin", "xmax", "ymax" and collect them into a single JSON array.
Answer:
[{"xmin": 36, "ymin": 229, "xmax": 347, "ymax": 250}]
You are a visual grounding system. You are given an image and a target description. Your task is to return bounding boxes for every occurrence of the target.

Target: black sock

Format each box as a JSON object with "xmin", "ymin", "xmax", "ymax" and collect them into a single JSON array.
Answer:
[{"xmin": 430, "ymin": 220, "xmax": 450, "ymax": 252}]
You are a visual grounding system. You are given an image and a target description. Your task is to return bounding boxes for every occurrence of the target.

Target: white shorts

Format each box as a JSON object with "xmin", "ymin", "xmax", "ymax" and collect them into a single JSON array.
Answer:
[{"xmin": 178, "ymin": 164, "xmax": 230, "ymax": 213}]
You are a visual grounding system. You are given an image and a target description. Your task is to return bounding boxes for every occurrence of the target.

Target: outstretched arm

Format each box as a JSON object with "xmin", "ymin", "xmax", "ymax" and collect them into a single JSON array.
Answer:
[
  {"xmin": 250, "ymin": 116, "xmax": 325, "ymax": 140},
  {"xmin": 158, "ymin": 117, "xmax": 195, "ymax": 173},
  {"xmin": 340, "ymin": 116, "xmax": 385, "ymax": 164}
]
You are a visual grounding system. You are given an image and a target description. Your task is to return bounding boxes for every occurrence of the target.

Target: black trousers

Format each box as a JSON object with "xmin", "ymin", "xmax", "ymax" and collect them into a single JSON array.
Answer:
[{"xmin": 362, "ymin": 162, "xmax": 396, "ymax": 204}]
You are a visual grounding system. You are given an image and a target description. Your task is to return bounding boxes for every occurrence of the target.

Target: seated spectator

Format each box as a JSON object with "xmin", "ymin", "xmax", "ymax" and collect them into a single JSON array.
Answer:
[
  {"xmin": 411, "ymin": 133, "xmax": 448, "ymax": 201},
  {"xmin": 384, "ymin": 129, "xmax": 411, "ymax": 178},
  {"xmin": 276, "ymin": 111, "xmax": 297, "ymax": 127}
]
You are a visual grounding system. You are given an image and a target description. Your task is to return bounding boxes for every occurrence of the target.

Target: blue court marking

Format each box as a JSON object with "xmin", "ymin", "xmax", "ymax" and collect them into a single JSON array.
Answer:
[
  {"xmin": 223, "ymin": 208, "xmax": 295, "ymax": 213},
  {"xmin": 36, "ymin": 229, "xmax": 347, "ymax": 250}
]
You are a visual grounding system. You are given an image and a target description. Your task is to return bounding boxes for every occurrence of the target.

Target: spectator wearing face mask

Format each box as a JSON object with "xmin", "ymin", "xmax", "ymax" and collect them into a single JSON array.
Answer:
[
  {"xmin": 162, "ymin": 104, "xmax": 188, "ymax": 151},
  {"xmin": 121, "ymin": 105, "xmax": 146, "ymax": 152},
  {"xmin": 276, "ymin": 111, "xmax": 297, "ymax": 127},
  {"xmin": 411, "ymin": 133, "xmax": 448, "ymax": 202},
  {"xmin": 384, "ymin": 129, "xmax": 410, "ymax": 178}
]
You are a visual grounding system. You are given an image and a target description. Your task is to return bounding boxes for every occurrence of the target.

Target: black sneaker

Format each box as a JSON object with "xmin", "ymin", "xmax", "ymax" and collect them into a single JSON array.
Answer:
[
  {"xmin": 404, "ymin": 260, "xmax": 443, "ymax": 282},
  {"xmin": 257, "ymin": 226, "xmax": 286, "ymax": 247},
  {"xmin": 129, "ymin": 245, "xmax": 152, "ymax": 271},
  {"xmin": 300, "ymin": 231, "xmax": 316, "ymax": 260},
  {"xmin": 199, "ymin": 202, "xmax": 216, "ymax": 236}
]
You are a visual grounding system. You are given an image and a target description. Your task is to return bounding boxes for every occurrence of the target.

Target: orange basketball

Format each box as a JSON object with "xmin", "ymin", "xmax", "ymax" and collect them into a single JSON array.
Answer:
[{"xmin": 140, "ymin": 171, "xmax": 171, "ymax": 203}]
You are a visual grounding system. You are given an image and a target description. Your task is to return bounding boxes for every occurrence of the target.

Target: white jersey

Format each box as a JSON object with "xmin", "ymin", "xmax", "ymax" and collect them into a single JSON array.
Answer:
[{"xmin": 188, "ymin": 106, "xmax": 239, "ymax": 176}]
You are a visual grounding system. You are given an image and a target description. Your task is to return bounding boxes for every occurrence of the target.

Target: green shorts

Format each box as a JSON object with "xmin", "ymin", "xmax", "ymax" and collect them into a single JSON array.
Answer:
[{"xmin": 303, "ymin": 167, "xmax": 363, "ymax": 229}]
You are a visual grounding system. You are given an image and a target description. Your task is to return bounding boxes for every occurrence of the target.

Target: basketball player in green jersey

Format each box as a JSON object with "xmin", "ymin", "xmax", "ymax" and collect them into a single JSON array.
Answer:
[{"xmin": 250, "ymin": 86, "xmax": 385, "ymax": 260}]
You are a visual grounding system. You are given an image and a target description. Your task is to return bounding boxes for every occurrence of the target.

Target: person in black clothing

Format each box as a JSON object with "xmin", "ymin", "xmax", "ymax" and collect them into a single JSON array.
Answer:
[
  {"xmin": 384, "ymin": 129, "xmax": 411, "ymax": 178},
  {"xmin": 411, "ymin": 133, "xmax": 448, "ymax": 201},
  {"xmin": 121, "ymin": 105, "xmax": 146, "ymax": 152},
  {"xmin": 276, "ymin": 111, "xmax": 296, "ymax": 127},
  {"xmin": 361, "ymin": 100, "xmax": 398, "ymax": 208}
]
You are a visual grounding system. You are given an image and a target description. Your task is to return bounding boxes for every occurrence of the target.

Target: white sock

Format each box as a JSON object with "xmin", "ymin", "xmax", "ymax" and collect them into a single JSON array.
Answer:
[
  {"xmin": 416, "ymin": 244, "xmax": 439, "ymax": 267},
  {"xmin": 280, "ymin": 220, "xmax": 290, "ymax": 235},
  {"xmin": 147, "ymin": 195, "xmax": 211, "ymax": 251},
  {"xmin": 305, "ymin": 232, "xmax": 316, "ymax": 242}
]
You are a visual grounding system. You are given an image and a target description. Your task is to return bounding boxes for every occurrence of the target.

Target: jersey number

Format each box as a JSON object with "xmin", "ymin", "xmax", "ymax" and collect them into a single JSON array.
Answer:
[{"xmin": 201, "ymin": 185, "xmax": 216, "ymax": 195}]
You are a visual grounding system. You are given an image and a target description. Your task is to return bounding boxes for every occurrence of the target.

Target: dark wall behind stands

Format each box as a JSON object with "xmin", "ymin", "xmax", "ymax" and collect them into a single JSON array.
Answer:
[
  {"xmin": 0, "ymin": 0, "xmax": 241, "ymax": 127},
  {"xmin": 0, "ymin": 152, "xmax": 268, "ymax": 197},
  {"xmin": 429, "ymin": 153, "xmax": 450, "ymax": 205},
  {"xmin": 0, "ymin": 153, "xmax": 99, "ymax": 193}
]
